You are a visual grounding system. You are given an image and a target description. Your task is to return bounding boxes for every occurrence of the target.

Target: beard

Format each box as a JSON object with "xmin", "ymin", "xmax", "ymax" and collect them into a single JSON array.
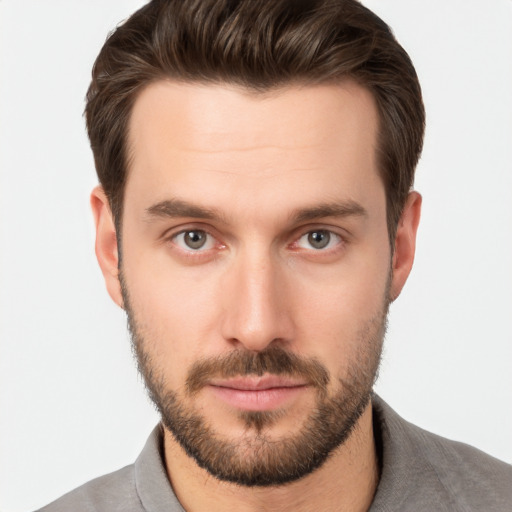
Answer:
[{"xmin": 121, "ymin": 274, "xmax": 388, "ymax": 487}]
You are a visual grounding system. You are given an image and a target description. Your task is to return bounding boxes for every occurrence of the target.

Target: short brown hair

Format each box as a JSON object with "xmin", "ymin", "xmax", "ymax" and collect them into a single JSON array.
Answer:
[{"xmin": 85, "ymin": 0, "xmax": 425, "ymax": 241}]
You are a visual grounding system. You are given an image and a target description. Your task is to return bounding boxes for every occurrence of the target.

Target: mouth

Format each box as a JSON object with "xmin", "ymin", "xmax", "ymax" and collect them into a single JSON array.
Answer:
[{"xmin": 207, "ymin": 375, "xmax": 309, "ymax": 411}]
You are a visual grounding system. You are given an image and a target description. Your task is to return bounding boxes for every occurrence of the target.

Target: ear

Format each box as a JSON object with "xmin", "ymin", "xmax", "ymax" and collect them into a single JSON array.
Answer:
[
  {"xmin": 90, "ymin": 186, "xmax": 124, "ymax": 308},
  {"xmin": 390, "ymin": 191, "xmax": 422, "ymax": 302}
]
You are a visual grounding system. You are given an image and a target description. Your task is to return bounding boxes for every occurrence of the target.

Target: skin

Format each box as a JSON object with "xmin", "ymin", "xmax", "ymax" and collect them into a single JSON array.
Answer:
[{"xmin": 92, "ymin": 80, "xmax": 421, "ymax": 511}]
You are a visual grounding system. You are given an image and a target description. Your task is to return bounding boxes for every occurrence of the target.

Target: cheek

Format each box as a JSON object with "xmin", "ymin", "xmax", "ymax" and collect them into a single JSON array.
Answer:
[
  {"xmin": 122, "ymin": 254, "xmax": 224, "ymax": 386},
  {"xmin": 292, "ymin": 249, "xmax": 390, "ymax": 365}
]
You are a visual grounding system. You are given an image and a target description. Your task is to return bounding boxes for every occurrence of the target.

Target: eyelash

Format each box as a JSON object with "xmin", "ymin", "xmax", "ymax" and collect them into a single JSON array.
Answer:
[
  {"xmin": 165, "ymin": 226, "xmax": 346, "ymax": 259},
  {"xmin": 167, "ymin": 228, "xmax": 224, "ymax": 259},
  {"xmin": 293, "ymin": 230, "xmax": 343, "ymax": 252}
]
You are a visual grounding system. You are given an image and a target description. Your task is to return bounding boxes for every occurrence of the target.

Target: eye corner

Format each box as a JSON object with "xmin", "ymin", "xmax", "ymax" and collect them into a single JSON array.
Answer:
[
  {"xmin": 286, "ymin": 227, "xmax": 350, "ymax": 263},
  {"xmin": 296, "ymin": 229, "xmax": 343, "ymax": 250}
]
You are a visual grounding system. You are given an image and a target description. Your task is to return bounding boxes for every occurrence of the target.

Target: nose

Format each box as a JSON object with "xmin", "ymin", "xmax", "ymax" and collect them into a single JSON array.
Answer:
[{"xmin": 220, "ymin": 248, "xmax": 295, "ymax": 352}]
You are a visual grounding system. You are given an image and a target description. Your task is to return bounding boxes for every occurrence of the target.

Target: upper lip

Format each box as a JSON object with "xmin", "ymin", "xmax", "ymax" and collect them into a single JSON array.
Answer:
[{"xmin": 209, "ymin": 375, "xmax": 308, "ymax": 391}]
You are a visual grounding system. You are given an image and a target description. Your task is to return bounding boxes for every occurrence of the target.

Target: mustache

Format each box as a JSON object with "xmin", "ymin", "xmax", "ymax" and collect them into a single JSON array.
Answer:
[{"xmin": 186, "ymin": 346, "xmax": 329, "ymax": 396}]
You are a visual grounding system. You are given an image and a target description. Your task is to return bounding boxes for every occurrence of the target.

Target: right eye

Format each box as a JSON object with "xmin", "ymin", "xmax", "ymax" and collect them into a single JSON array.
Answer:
[
  {"xmin": 296, "ymin": 230, "xmax": 342, "ymax": 251},
  {"xmin": 171, "ymin": 230, "xmax": 216, "ymax": 251}
]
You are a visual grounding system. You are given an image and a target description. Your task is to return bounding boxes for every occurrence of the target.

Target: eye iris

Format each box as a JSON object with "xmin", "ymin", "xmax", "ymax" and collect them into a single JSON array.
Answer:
[
  {"xmin": 308, "ymin": 230, "xmax": 330, "ymax": 249},
  {"xmin": 184, "ymin": 230, "xmax": 206, "ymax": 249}
]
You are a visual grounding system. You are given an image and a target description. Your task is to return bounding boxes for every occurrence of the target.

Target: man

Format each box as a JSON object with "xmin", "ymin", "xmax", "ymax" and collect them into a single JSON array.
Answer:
[{"xmin": 37, "ymin": 0, "xmax": 511, "ymax": 510}]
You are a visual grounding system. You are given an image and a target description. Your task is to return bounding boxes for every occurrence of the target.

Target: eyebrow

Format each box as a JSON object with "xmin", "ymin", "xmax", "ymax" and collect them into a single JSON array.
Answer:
[
  {"xmin": 145, "ymin": 198, "xmax": 367, "ymax": 224},
  {"xmin": 145, "ymin": 199, "xmax": 226, "ymax": 222},
  {"xmin": 291, "ymin": 201, "xmax": 367, "ymax": 223}
]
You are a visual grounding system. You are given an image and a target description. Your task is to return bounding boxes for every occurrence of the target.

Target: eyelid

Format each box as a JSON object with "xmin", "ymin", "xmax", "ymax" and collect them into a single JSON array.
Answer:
[
  {"xmin": 288, "ymin": 225, "xmax": 348, "ymax": 254},
  {"xmin": 161, "ymin": 222, "xmax": 348, "ymax": 257},
  {"xmin": 171, "ymin": 230, "xmax": 216, "ymax": 251},
  {"xmin": 161, "ymin": 222, "xmax": 215, "ymax": 240},
  {"xmin": 162, "ymin": 223, "xmax": 225, "ymax": 254},
  {"xmin": 297, "ymin": 230, "xmax": 341, "ymax": 248}
]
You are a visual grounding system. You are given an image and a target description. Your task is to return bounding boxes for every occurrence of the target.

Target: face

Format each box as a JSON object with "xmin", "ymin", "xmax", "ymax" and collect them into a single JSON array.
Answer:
[{"xmin": 94, "ymin": 80, "xmax": 416, "ymax": 486}]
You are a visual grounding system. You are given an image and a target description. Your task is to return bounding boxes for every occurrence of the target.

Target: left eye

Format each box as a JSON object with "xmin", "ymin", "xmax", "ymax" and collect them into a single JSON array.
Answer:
[
  {"xmin": 172, "ymin": 230, "xmax": 216, "ymax": 251},
  {"xmin": 297, "ymin": 230, "xmax": 341, "ymax": 250}
]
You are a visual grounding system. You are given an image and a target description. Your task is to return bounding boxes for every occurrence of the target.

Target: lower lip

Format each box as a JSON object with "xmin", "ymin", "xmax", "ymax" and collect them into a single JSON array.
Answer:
[{"xmin": 208, "ymin": 385, "xmax": 307, "ymax": 411}]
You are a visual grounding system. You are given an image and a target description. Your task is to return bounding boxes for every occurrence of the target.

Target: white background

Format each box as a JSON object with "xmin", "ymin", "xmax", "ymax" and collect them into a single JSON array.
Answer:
[{"xmin": 1, "ymin": 1, "xmax": 511, "ymax": 511}]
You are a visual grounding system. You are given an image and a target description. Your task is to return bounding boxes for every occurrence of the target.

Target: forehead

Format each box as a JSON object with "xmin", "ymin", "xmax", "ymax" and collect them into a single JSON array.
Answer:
[
  {"xmin": 128, "ymin": 79, "xmax": 378, "ymax": 160},
  {"xmin": 125, "ymin": 80, "xmax": 383, "ymax": 221}
]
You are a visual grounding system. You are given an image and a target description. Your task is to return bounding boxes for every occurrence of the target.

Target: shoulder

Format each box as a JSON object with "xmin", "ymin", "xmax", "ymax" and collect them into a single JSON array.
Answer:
[
  {"xmin": 35, "ymin": 425, "xmax": 183, "ymax": 512},
  {"xmin": 371, "ymin": 395, "xmax": 512, "ymax": 512},
  {"xmin": 407, "ymin": 419, "xmax": 512, "ymax": 509},
  {"xmin": 36, "ymin": 464, "xmax": 143, "ymax": 512}
]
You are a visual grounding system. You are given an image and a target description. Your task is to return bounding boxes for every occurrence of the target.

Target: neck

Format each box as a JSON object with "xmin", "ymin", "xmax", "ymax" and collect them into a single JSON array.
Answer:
[{"xmin": 163, "ymin": 401, "xmax": 379, "ymax": 512}]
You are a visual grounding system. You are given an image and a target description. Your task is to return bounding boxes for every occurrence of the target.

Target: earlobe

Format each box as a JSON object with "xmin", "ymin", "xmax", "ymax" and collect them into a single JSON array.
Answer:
[
  {"xmin": 390, "ymin": 191, "xmax": 422, "ymax": 302},
  {"xmin": 90, "ymin": 186, "xmax": 124, "ymax": 308}
]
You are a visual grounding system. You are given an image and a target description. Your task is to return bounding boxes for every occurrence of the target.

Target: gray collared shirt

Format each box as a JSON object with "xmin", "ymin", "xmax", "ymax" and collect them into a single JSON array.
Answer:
[{"xmin": 37, "ymin": 395, "xmax": 512, "ymax": 511}]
